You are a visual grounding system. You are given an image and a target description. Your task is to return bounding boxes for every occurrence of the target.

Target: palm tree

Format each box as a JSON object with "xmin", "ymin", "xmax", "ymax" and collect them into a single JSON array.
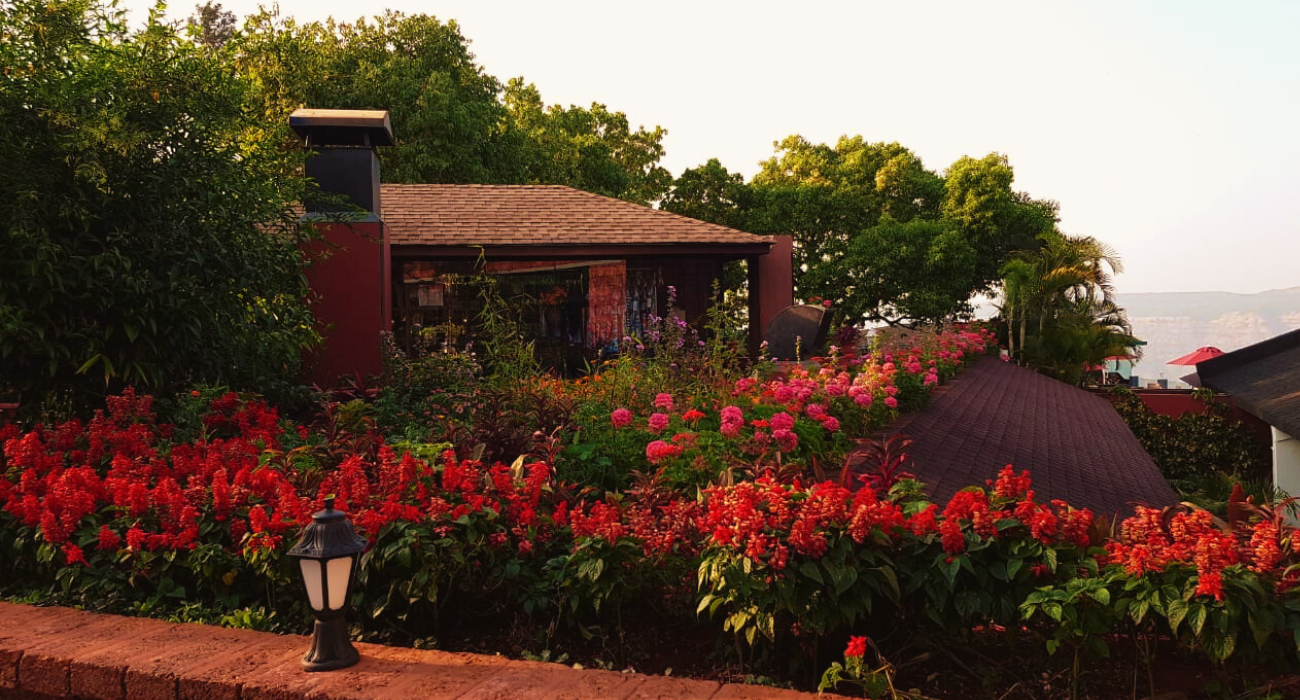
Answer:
[
  {"xmin": 998, "ymin": 257, "xmax": 1035, "ymax": 359},
  {"xmin": 999, "ymin": 232, "xmax": 1141, "ymax": 384}
]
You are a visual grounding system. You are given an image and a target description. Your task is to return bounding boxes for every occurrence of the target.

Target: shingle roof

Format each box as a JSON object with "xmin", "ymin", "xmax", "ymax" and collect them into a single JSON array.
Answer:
[
  {"xmin": 380, "ymin": 184, "xmax": 773, "ymax": 248},
  {"xmin": 889, "ymin": 357, "xmax": 1178, "ymax": 518},
  {"xmin": 1197, "ymin": 328, "xmax": 1300, "ymax": 439}
]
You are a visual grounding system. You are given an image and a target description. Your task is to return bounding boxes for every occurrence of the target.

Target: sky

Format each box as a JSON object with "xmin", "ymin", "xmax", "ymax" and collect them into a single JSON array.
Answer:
[{"xmin": 123, "ymin": 0, "xmax": 1300, "ymax": 296}]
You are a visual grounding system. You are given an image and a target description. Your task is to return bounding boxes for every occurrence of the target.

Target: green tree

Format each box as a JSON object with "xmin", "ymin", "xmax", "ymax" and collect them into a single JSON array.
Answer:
[
  {"xmin": 942, "ymin": 153, "xmax": 1058, "ymax": 291},
  {"xmin": 1000, "ymin": 233, "xmax": 1142, "ymax": 384},
  {"xmin": 188, "ymin": 2, "xmax": 236, "ymax": 49},
  {"xmin": 230, "ymin": 14, "xmax": 672, "ymax": 203},
  {"xmin": 745, "ymin": 136, "xmax": 1047, "ymax": 325},
  {"xmin": 660, "ymin": 158, "xmax": 752, "ymax": 230},
  {"xmin": 504, "ymin": 79, "xmax": 671, "ymax": 204},
  {"xmin": 0, "ymin": 0, "xmax": 318, "ymax": 405},
  {"xmin": 801, "ymin": 217, "xmax": 979, "ymax": 325},
  {"xmin": 233, "ymin": 10, "xmax": 518, "ymax": 185}
]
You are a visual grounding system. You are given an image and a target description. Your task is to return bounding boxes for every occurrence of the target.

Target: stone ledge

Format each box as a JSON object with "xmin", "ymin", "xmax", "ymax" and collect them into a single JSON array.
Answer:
[{"xmin": 0, "ymin": 603, "xmax": 847, "ymax": 700}]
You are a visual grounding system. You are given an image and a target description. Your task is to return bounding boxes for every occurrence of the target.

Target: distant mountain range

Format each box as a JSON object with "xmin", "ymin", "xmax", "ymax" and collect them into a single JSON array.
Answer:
[{"xmin": 1119, "ymin": 287, "xmax": 1300, "ymax": 387}]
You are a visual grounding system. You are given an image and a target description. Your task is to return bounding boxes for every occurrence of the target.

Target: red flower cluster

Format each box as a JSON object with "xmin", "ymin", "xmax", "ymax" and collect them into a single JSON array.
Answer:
[{"xmin": 1099, "ymin": 505, "xmax": 1292, "ymax": 601}]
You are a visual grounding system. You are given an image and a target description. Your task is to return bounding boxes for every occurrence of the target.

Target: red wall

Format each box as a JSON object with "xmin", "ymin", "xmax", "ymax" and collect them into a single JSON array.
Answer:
[
  {"xmin": 304, "ymin": 221, "xmax": 388, "ymax": 386},
  {"xmin": 749, "ymin": 235, "xmax": 794, "ymax": 356},
  {"xmin": 758, "ymin": 235, "xmax": 794, "ymax": 335}
]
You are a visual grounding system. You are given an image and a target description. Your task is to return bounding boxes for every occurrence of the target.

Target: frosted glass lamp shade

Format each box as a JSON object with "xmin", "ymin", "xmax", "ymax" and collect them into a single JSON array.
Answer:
[{"xmin": 300, "ymin": 559, "xmax": 324, "ymax": 611}]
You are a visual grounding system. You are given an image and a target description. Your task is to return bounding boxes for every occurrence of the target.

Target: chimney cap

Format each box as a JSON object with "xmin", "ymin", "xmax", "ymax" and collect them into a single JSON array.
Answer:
[{"xmin": 290, "ymin": 109, "xmax": 394, "ymax": 147}]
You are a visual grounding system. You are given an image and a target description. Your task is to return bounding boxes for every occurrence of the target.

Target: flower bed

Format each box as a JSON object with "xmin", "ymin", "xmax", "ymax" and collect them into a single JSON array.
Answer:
[
  {"xmin": 557, "ymin": 326, "xmax": 996, "ymax": 491},
  {"xmin": 4, "ymin": 383, "xmax": 1300, "ymax": 694},
  {"xmin": 4, "ymin": 324, "xmax": 1300, "ymax": 694}
]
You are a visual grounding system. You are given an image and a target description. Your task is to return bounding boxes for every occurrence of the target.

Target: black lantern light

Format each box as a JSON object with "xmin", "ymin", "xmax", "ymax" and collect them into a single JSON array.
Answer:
[{"xmin": 287, "ymin": 496, "xmax": 367, "ymax": 672}]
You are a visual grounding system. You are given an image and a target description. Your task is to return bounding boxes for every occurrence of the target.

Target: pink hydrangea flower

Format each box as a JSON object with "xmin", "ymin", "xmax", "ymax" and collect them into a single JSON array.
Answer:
[
  {"xmin": 648, "ymin": 412, "xmax": 670, "ymax": 432},
  {"xmin": 611, "ymin": 408, "xmax": 633, "ymax": 429},
  {"xmin": 822, "ymin": 417, "xmax": 840, "ymax": 432},
  {"xmin": 653, "ymin": 393, "xmax": 674, "ymax": 411},
  {"xmin": 884, "ymin": 396, "xmax": 899, "ymax": 409},
  {"xmin": 770, "ymin": 412, "xmax": 795, "ymax": 431},
  {"xmin": 773, "ymin": 428, "xmax": 798, "ymax": 452}
]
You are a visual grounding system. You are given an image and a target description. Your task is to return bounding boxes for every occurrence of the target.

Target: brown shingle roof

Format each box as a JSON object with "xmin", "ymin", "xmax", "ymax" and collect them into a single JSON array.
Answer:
[
  {"xmin": 380, "ymin": 184, "xmax": 773, "ymax": 248},
  {"xmin": 890, "ymin": 357, "xmax": 1178, "ymax": 518},
  {"xmin": 1197, "ymin": 328, "xmax": 1300, "ymax": 439}
]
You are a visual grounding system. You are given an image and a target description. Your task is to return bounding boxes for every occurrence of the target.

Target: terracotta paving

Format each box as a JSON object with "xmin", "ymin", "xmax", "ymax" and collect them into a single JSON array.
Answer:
[{"xmin": 0, "ymin": 602, "xmax": 848, "ymax": 700}]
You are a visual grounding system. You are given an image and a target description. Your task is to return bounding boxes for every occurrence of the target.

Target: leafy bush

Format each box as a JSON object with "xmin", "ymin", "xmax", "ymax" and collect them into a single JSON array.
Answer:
[
  {"xmin": 0, "ymin": 0, "xmax": 318, "ymax": 408},
  {"xmin": 1109, "ymin": 387, "xmax": 1272, "ymax": 506}
]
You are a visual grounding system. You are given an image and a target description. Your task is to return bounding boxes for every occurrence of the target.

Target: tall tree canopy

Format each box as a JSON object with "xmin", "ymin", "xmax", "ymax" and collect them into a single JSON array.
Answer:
[
  {"xmin": 664, "ymin": 137, "xmax": 1058, "ymax": 325},
  {"xmin": 503, "ymin": 79, "xmax": 671, "ymax": 204},
  {"xmin": 233, "ymin": 10, "xmax": 518, "ymax": 185},
  {"xmin": 0, "ymin": 0, "xmax": 318, "ymax": 403},
  {"xmin": 231, "ymin": 12, "xmax": 670, "ymax": 203}
]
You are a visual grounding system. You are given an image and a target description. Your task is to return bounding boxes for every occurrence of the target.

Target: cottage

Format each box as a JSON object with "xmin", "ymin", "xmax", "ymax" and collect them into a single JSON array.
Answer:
[{"xmin": 292, "ymin": 109, "xmax": 791, "ymax": 382}]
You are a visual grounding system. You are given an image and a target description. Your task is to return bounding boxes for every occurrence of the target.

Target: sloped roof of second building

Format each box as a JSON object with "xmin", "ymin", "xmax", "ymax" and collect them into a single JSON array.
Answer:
[
  {"xmin": 890, "ymin": 357, "xmax": 1178, "ymax": 518},
  {"xmin": 1197, "ymin": 328, "xmax": 1300, "ymax": 439}
]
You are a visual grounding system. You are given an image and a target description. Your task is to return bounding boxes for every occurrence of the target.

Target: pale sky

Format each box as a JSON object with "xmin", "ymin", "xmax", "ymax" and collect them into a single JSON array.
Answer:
[{"xmin": 124, "ymin": 0, "xmax": 1300, "ymax": 296}]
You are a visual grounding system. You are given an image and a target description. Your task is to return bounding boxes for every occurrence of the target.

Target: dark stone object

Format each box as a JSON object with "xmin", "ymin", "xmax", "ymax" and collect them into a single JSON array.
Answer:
[{"xmin": 763, "ymin": 304, "xmax": 833, "ymax": 361}]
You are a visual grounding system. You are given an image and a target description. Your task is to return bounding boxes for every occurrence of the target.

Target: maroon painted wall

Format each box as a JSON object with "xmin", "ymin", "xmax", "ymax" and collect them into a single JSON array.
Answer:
[
  {"xmin": 758, "ymin": 235, "xmax": 794, "ymax": 334},
  {"xmin": 305, "ymin": 220, "xmax": 388, "ymax": 385},
  {"xmin": 748, "ymin": 235, "xmax": 794, "ymax": 356}
]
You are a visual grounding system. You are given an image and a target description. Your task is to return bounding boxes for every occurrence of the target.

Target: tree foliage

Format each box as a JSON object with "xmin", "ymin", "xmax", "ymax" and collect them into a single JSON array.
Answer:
[
  {"xmin": 999, "ymin": 233, "xmax": 1142, "ymax": 384},
  {"xmin": 0, "ymin": 0, "xmax": 318, "ymax": 405},
  {"xmin": 233, "ymin": 10, "xmax": 516, "ymax": 186},
  {"xmin": 187, "ymin": 2, "xmax": 235, "ymax": 49},
  {"xmin": 231, "ymin": 13, "xmax": 670, "ymax": 203},
  {"xmin": 503, "ymin": 79, "xmax": 671, "ymax": 204},
  {"xmin": 665, "ymin": 137, "xmax": 1057, "ymax": 325},
  {"xmin": 660, "ymin": 158, "xmax": 753, "ymax": 231}
]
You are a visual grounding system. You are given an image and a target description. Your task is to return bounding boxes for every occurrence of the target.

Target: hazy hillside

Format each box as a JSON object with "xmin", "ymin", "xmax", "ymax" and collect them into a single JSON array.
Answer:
[{"xmin": 1119, "ymin": 287, "xmax": 1300, "ymax": 387}]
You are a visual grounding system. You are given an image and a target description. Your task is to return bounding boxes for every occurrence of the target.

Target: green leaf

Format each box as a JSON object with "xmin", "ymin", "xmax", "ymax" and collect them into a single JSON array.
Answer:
[
  {"xmin": 1165, "ymin": 599, "xmax": 1189, "ymax": 633},
  {"xmin": 954, "ymin": 591, "xmax": 981, "ymax": 619},
  {"xmin": 1248, "ymin": 612, "xmax": 1271, "ymax": 650},
  {"xmin": 1206, "ymin": 633, "xmax": 1236, "ymax": 662},
  {"xmin": 1133, "ymin": 593, "xmax": 1154, "ymax": 621},
  {"xmin": 697, "ymin": 595, "xmax": 715, "ymax": 616},
  {"xmin": 830, "ymin": 564, "xmax": 857, "ymax": 596},
  {"xmin": 1189, "ymin": 603, "xmax": 1208, "ymax": 637},
  {"xmin": 1024, "ymin": 589, "xmax": 1052, "ymax": 606},
  {"xmin": 874, "ymin": 566, "xmax": 901, "ymax": 602},
  {"xmin": 1043, "ymin": 602, "xmax": 1063, "ymax": 622},
  {"xmin": 800, "ymin": 561, "xmax": 824, "ymax": 585},
  {"xmin": 1090, "ymin": 587, "xmax": 1110, "ymax": 606},
  {"xmin": 1043, "ymin": 547, "xmax": 1058, "ymax": 572}
]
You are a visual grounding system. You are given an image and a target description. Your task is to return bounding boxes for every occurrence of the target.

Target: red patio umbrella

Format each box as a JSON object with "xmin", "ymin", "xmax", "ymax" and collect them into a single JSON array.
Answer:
[{"xmin": 1168, "ymin": 346, "xmax": 1224, "ymax": 366}]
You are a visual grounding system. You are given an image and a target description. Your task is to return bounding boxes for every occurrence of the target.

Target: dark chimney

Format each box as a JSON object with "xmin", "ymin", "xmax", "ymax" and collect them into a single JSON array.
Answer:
[{"xmin": 289, "ymin": 109, "xmax": 394, "ymax": 215}]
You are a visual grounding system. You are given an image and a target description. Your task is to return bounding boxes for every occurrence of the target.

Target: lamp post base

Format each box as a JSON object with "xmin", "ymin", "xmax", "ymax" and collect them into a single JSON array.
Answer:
[{"xmin": 302, "ymin": 615, "xmax": 360, "ymax": 672}]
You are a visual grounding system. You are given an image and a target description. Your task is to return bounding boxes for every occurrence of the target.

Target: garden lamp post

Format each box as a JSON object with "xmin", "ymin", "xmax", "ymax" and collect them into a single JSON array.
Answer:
[{"xmin": 288, "ymin": 496, "xmax": 367, "ymax": 672}]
